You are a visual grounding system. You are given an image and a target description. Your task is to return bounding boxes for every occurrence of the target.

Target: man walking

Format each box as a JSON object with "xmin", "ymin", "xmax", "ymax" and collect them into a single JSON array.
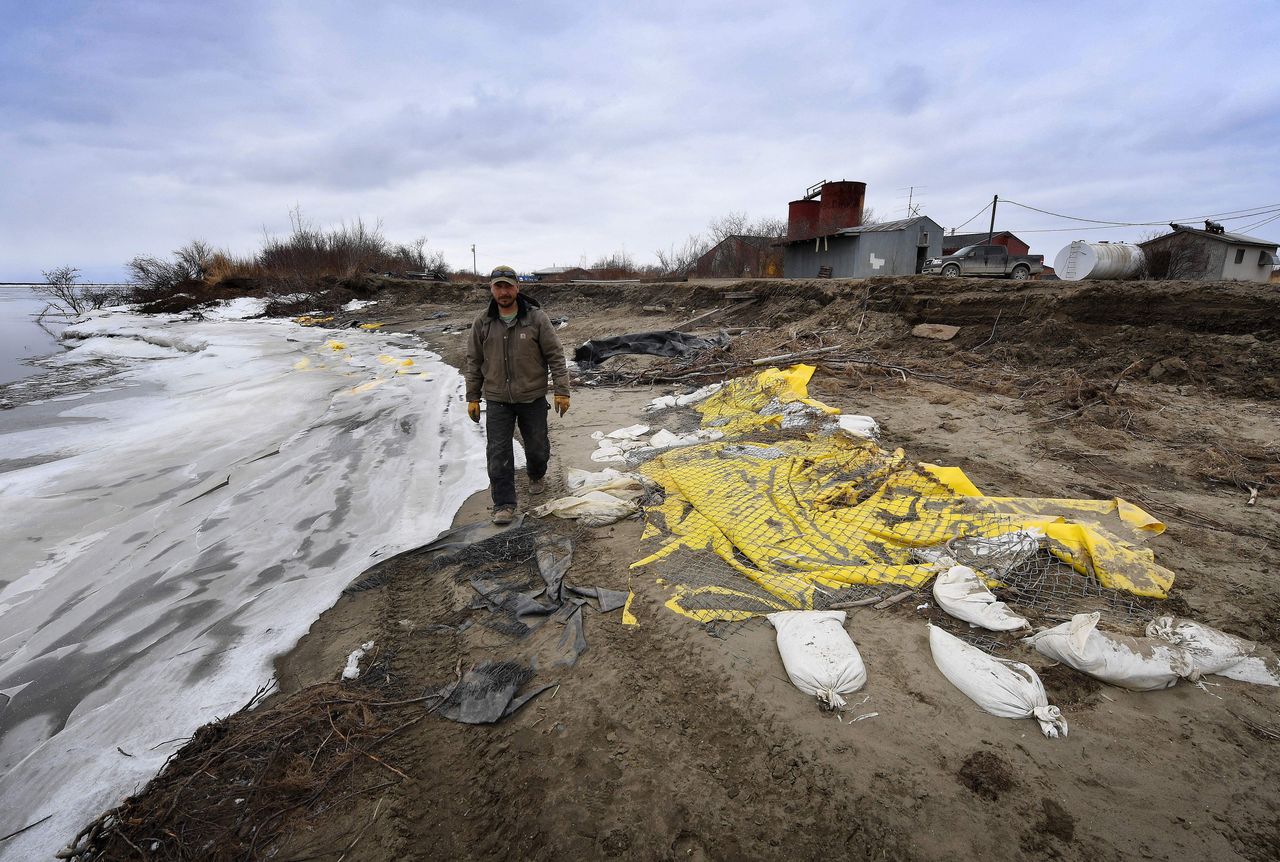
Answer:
[{"xmin": 465, "ymin": 265, "xmax": 571, "ymax": 524}]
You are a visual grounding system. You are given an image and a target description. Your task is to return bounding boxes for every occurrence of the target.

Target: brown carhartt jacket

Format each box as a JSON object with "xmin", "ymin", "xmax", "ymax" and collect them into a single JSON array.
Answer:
[{"xmin": 464, "ymin": 293, "xmax": 570, "ymax": 404}]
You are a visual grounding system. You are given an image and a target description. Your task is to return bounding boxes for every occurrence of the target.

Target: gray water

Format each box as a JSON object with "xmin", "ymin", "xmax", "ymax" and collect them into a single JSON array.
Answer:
[{"xmin": 0, "ymin": 287, "xmax": 68, "ymax": 385}]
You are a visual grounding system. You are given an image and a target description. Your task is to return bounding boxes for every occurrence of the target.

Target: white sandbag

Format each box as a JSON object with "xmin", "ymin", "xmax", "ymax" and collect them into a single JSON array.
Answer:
[
  {"xmin": 836, "ymin": 414, "xmax": 880, "ymax": 438},
  {"xmin": 649, "ymin": 428, "xmax": 723, "ymax": 450},
  {"xmin": 566, "ymin": 467, "xmax": 637, "ymax": 493},
  {"xmin": 532, "ymin": 490, "xmax": 638, "ymax": 527},
  {"xmin": 1026, "ymin": 612, "xmax": 1196, "ymax": 691},
  {"xmin": 644, "ymin": 395, "xmax": 678, "ymax": 412},
  {"xmin": 928, "ymin": 625, "xmax": 1067, "ymax": 738},
  {"xmin": 933, "ymin": 565, "xmax": 1030, "ymax": 631},
  {"xmin": 589, "ymin": 446, "xmax": 627, "ymax": 463},
  {"xmin": 1145, "ymin": 616, "xmax": 1255, "ymax": 675},
  {"xmin": 563, "ymin": 468, "xmax": 649, "ymax": 500},
  {"xmin": 1214, "ymin": 655, "xmax": 1280, "ymax": 687},
  {"xmin": 767, "ymin": 610, "xmax": 866, "ymax": 710},
  {"xmin": 676, "ymin": 382, "xmax": 722, "ymax": 406},
  {"xmin": 606, "ymin": 423, "xmax": 650, "ymax": 440},
  {"xmin": 643, "ymin": 382, "xmax": 722, "ymax": 413}
]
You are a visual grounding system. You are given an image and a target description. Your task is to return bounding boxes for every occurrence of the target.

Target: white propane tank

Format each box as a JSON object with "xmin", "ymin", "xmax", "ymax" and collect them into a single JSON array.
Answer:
[{"xmin": 1054, "ymin": 241, "xmax": 1145, "ymax": 281}]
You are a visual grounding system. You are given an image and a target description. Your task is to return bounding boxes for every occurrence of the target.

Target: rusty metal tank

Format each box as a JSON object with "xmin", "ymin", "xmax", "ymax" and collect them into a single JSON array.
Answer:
[
  {"xmin": 817, "ymin": 181, "xmax": 866, "ymax": 234},
  {"xmin": 787, "ymin": 199, "xmax": 821, "ymax": 239}
]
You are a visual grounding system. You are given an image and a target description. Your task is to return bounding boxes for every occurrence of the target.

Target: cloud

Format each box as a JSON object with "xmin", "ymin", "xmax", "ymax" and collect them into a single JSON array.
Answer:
[{"xmin": 1, "ymin": 0, "xmax": 1278, "ymax": 281}]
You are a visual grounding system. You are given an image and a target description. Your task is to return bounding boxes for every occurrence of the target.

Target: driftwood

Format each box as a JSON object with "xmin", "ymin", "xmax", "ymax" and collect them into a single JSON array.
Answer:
[
  {"xmin": 872, "ymin": 590, "xmax": 915, "ymax": 610},
  {"xmin": 750, "ymin": 345, "xmax": 841, "ymax": 366},
  {"xmin": 673, "ymin": 298, "xmax": 759, "ymax": 330}
]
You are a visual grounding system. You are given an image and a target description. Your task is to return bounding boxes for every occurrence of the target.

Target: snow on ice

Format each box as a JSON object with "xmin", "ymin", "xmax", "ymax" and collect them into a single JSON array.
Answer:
[{"xmin": 0, "ymin": 305, "xmax": 488, "ymax": 858}]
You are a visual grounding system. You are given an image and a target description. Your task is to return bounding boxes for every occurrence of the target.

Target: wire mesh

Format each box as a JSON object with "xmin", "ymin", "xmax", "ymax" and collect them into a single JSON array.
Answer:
[{"xmin": 629, "ymin": 387, "xmax": 1162, "ymax": 643}]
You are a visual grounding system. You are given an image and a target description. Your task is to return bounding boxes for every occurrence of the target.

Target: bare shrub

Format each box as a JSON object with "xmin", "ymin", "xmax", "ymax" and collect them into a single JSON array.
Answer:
[
  {"xmin": 655, "ymin": 234, "xmax": 711, "ymax": 277},
  {"xmin": 127, "ymin": 240, "xmax": 219, "ymax": 301},
  {"xmin": 257, "ymin": 208, "xmax": 448, "ymax": 286},
  {"xmin": 1139, "ymin": 230, "xmax": 1206, "ymax": 280},
  {"xmin": 653, "ymin": 211, "xmax": 787, "ymax": 277},
  {"xmin": 589, "ymin": 249, "xmax": 639, "ymax": 279},
  {"xmin": 125, "ymin": 209, "xmax": 450, "ymax": 306},
  {"xmin": 34, "ymin": 267, "xmax": 129, "ymax": 316},
  {"xmin": 35, "ymin": 266, "xmax": 88, "ymax": 316}
]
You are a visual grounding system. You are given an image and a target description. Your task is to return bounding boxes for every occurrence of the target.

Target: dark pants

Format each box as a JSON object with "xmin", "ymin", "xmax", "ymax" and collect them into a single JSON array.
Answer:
[{"xmin": 485, "ymin": 399, "xmax": 550, "ymax": 508}]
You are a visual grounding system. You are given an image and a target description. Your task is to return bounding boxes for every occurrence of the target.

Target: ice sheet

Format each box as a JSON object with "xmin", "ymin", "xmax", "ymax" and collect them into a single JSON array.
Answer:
[{"xmin": 0, "ymin": 307, "xmax": 488, "ymax": 858}]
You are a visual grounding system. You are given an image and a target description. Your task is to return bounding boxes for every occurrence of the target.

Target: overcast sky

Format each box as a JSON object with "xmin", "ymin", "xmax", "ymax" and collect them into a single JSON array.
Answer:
[{"xmin": 3, "ymin": 0, "xmax": 1278, "ymax": 281}]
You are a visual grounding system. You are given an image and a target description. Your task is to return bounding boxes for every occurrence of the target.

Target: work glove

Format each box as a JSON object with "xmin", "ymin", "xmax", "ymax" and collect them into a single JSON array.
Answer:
[
  {"xmin": 554, "ymin": 395, "xmax": 570, "ymax": 416},
  {"xmin": 467, "ymin": 401, "xmax": 481, "ymax": 423}
]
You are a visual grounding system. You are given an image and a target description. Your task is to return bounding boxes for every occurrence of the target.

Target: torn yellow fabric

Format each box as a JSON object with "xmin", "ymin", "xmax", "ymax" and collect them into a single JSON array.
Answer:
[
  {"xmin": 695, "ymin": 364, "xmax": 838, "ymax": 436},
  {"xmin": 633, "ymin": 367, "xmax": 1174, "ymax": 623}
]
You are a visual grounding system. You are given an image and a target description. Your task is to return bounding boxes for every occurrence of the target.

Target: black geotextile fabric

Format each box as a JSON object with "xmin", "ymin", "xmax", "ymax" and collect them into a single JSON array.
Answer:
[
  {"xmin": 422, "ymin": 526, "xmax": 627, "ymax": 724},
  {"xmin": 573, "ymin": 330, "xmax": 730, "ymax": 368},
  {"xmin": 431, "ymin": 661, "xmax": 556, "ymax": 724}
]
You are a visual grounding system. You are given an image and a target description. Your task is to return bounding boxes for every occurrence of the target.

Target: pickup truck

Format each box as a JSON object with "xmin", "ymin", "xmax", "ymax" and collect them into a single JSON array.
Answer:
[{"xmin": 922, "ymin": 244, "xmax": 1044, "ymax": 280}]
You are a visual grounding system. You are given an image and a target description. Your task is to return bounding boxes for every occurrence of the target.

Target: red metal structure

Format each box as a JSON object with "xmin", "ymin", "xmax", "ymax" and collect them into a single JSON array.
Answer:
[
  {"xmin": 816, "ymin": 181, "xmax": 866, "ymax": 236},
  {"xmin": 787, "ymin": 199, "xmax": 821, "ymax": 241}
]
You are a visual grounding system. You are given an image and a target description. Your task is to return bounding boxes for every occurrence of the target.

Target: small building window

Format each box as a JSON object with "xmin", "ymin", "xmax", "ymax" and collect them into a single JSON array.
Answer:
[
  {"xmin": 1234, "ymin": 248, "xmax": 1246, "ymax": 264},
  {"xmin": 1261, "ymin": 250, "xmax": 1271, "ymax": 267}
]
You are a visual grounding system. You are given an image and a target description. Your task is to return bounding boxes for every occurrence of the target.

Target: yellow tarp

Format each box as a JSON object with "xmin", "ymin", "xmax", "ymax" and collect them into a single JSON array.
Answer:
[{"xmin": 631, "ymin": 366, "xmax": 1174, "ymax": 623}]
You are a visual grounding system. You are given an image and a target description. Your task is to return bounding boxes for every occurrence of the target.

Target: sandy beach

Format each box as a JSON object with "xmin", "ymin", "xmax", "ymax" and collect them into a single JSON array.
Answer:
[
  {"xmin": 6, "ymin": 275, "xmax": 1279, "ymax": 860},
  {"xmin": 246, "ymin": 278, "xmax": 1280, "ymax": 860}
]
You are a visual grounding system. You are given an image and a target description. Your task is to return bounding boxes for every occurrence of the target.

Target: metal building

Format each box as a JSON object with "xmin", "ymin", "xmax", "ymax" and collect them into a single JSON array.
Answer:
[
  {"xmin": 1138, "ymin": 223, "xmax": 1279, "ymax": 283},
  {"xmin": 780, "ymin": 216, "xmax": 944, "ymax": 279}
]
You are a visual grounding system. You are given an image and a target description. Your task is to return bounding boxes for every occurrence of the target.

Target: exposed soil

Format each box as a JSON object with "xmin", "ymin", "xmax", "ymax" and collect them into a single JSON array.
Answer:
[{"xmin": 81, "ymin": 275, "xmax": 1280, "ymax": 861}]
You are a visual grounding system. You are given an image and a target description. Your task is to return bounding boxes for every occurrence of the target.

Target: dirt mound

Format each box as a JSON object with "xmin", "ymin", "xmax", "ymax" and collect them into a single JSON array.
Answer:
[{"xmin": 65, "ymin": 683, "xmax": 419, "ymax": 861}]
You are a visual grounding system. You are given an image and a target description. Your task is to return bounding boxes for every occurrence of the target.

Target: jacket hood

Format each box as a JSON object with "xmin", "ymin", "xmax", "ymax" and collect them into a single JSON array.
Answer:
[{"xmin": 486, "ymin": 292, "xmax": 541, "ymax": 319}]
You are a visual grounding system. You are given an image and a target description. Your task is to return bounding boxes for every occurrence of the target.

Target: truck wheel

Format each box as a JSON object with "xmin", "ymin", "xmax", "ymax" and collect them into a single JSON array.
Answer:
[
  {"xmin": 1011, "ymin": 265, "xmax": 1030, "ymax": 280},
  {"xmin": 941, "ymin": 264, "xmax": 961, "ymax": 278}
]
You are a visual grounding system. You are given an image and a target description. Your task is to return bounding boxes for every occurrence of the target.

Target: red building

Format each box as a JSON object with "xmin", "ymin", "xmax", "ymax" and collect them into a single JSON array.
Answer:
[
  {"xmin": 941, "ymin": 231, "xmax": 1030, "ymax": 256},
  {"xmin": 693, "ymin": 235, "xmax": 783, "ymax": 278}
]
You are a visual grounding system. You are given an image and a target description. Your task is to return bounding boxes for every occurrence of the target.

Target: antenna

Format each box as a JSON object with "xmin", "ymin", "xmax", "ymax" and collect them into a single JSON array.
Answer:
[{"xmin": 898, "ymin": 186, "xmax": 926, "ymax": 218}]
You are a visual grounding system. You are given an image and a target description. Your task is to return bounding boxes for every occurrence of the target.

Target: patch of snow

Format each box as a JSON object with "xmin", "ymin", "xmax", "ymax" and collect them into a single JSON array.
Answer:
[
  {"xmin": 47, "ymin": 336, "xmax": 185, "ymax": 364},
  {"xmin": 342, "ymin": 641, "xmax": 375, "ymax": 680},
  {"xmin": 202, "ymin": 297, "xmax": 268, "ymax": 320},
  {"xmin": 342, "ymin": 299, "xmax": 377, "ymax": 311}
]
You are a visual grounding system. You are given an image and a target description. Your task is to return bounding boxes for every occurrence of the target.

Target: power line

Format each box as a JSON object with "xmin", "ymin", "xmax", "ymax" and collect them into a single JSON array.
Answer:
[
  {"xmin": 1239, "ymin": 210, "xmax": 1280, "ymax": 233},
  {"xmin": 1002, "ymin": 199, "xmax": 1280, "ymax": 228},
  {"xmin": 951, "ymin": 201, "xmax": 992, "ymax": 232}
]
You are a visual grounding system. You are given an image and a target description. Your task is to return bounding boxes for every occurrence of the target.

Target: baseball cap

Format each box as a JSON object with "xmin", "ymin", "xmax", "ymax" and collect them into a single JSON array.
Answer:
[{"xmin": 489, "ymin": 265, "xmax": 518, "ymax": 285}]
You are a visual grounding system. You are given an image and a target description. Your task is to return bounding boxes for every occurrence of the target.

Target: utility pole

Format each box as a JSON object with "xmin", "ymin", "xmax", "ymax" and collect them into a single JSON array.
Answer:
[
  {"xmin": 987, "ymin": 195, "xmax": 998, "ymax": 244},
  {"xmin": 471, "ymin": 244, "xmax": 477, "ymax": 278}
]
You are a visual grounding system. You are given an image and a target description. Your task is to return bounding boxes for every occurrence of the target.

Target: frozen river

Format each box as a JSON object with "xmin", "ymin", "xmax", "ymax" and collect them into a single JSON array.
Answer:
[
  {"xmin": 0, "ymin": 287, "xmax": 67, "ymax": 386},
  {"xmin": 0, "ymin": 303, "xmax": 488, "ymax": 858}
]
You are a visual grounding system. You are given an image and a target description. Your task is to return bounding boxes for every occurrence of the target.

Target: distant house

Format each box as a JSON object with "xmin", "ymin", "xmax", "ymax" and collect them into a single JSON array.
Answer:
[
  {"xmin": 779, "ymin": 216, "xmax": 944, "ymax": 279},
  {"xmin": 941, "ymin": 230, "xmax": 1030, "ymax": 257},
  {"xmin": 693, "ymin": 235, "xmax": 783, "ymax": 278},
  {"xmin": 531, "ymin": 266, "xmax": 593, "ymax": 283},
  {"xmin": 1138, "ymin": 223, "xmax": 1279, "ymax": 283}
]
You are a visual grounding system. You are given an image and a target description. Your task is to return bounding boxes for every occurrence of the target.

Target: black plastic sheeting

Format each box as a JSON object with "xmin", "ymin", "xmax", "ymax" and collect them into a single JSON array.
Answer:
[
  {"xmin": 430, "ymin": 661, "xmax": 556, "ymax": 724},
  {"xmin": 424, "ymin": 529, "xmax": 627, "ymax": 724},
  {"xmin": 573, "ymin": 330, "xmax": 729, "ymax": 369}
]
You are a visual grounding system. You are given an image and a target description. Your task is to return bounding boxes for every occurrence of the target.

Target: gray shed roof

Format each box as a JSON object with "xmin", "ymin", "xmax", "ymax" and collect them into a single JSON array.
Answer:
[
  {"xmin": 1140, "ymin": 224, "xmax": 1278, "ymax": 249},
  {"xmin": 835, "ymin": 216, "xmax": 930, "ymax": 236}
]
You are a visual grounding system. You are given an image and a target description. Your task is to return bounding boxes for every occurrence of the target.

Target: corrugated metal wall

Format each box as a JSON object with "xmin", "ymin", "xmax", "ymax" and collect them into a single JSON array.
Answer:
[{"xmin": 782, "ymin": 218, "xmax": 942, "ymax": 278}]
